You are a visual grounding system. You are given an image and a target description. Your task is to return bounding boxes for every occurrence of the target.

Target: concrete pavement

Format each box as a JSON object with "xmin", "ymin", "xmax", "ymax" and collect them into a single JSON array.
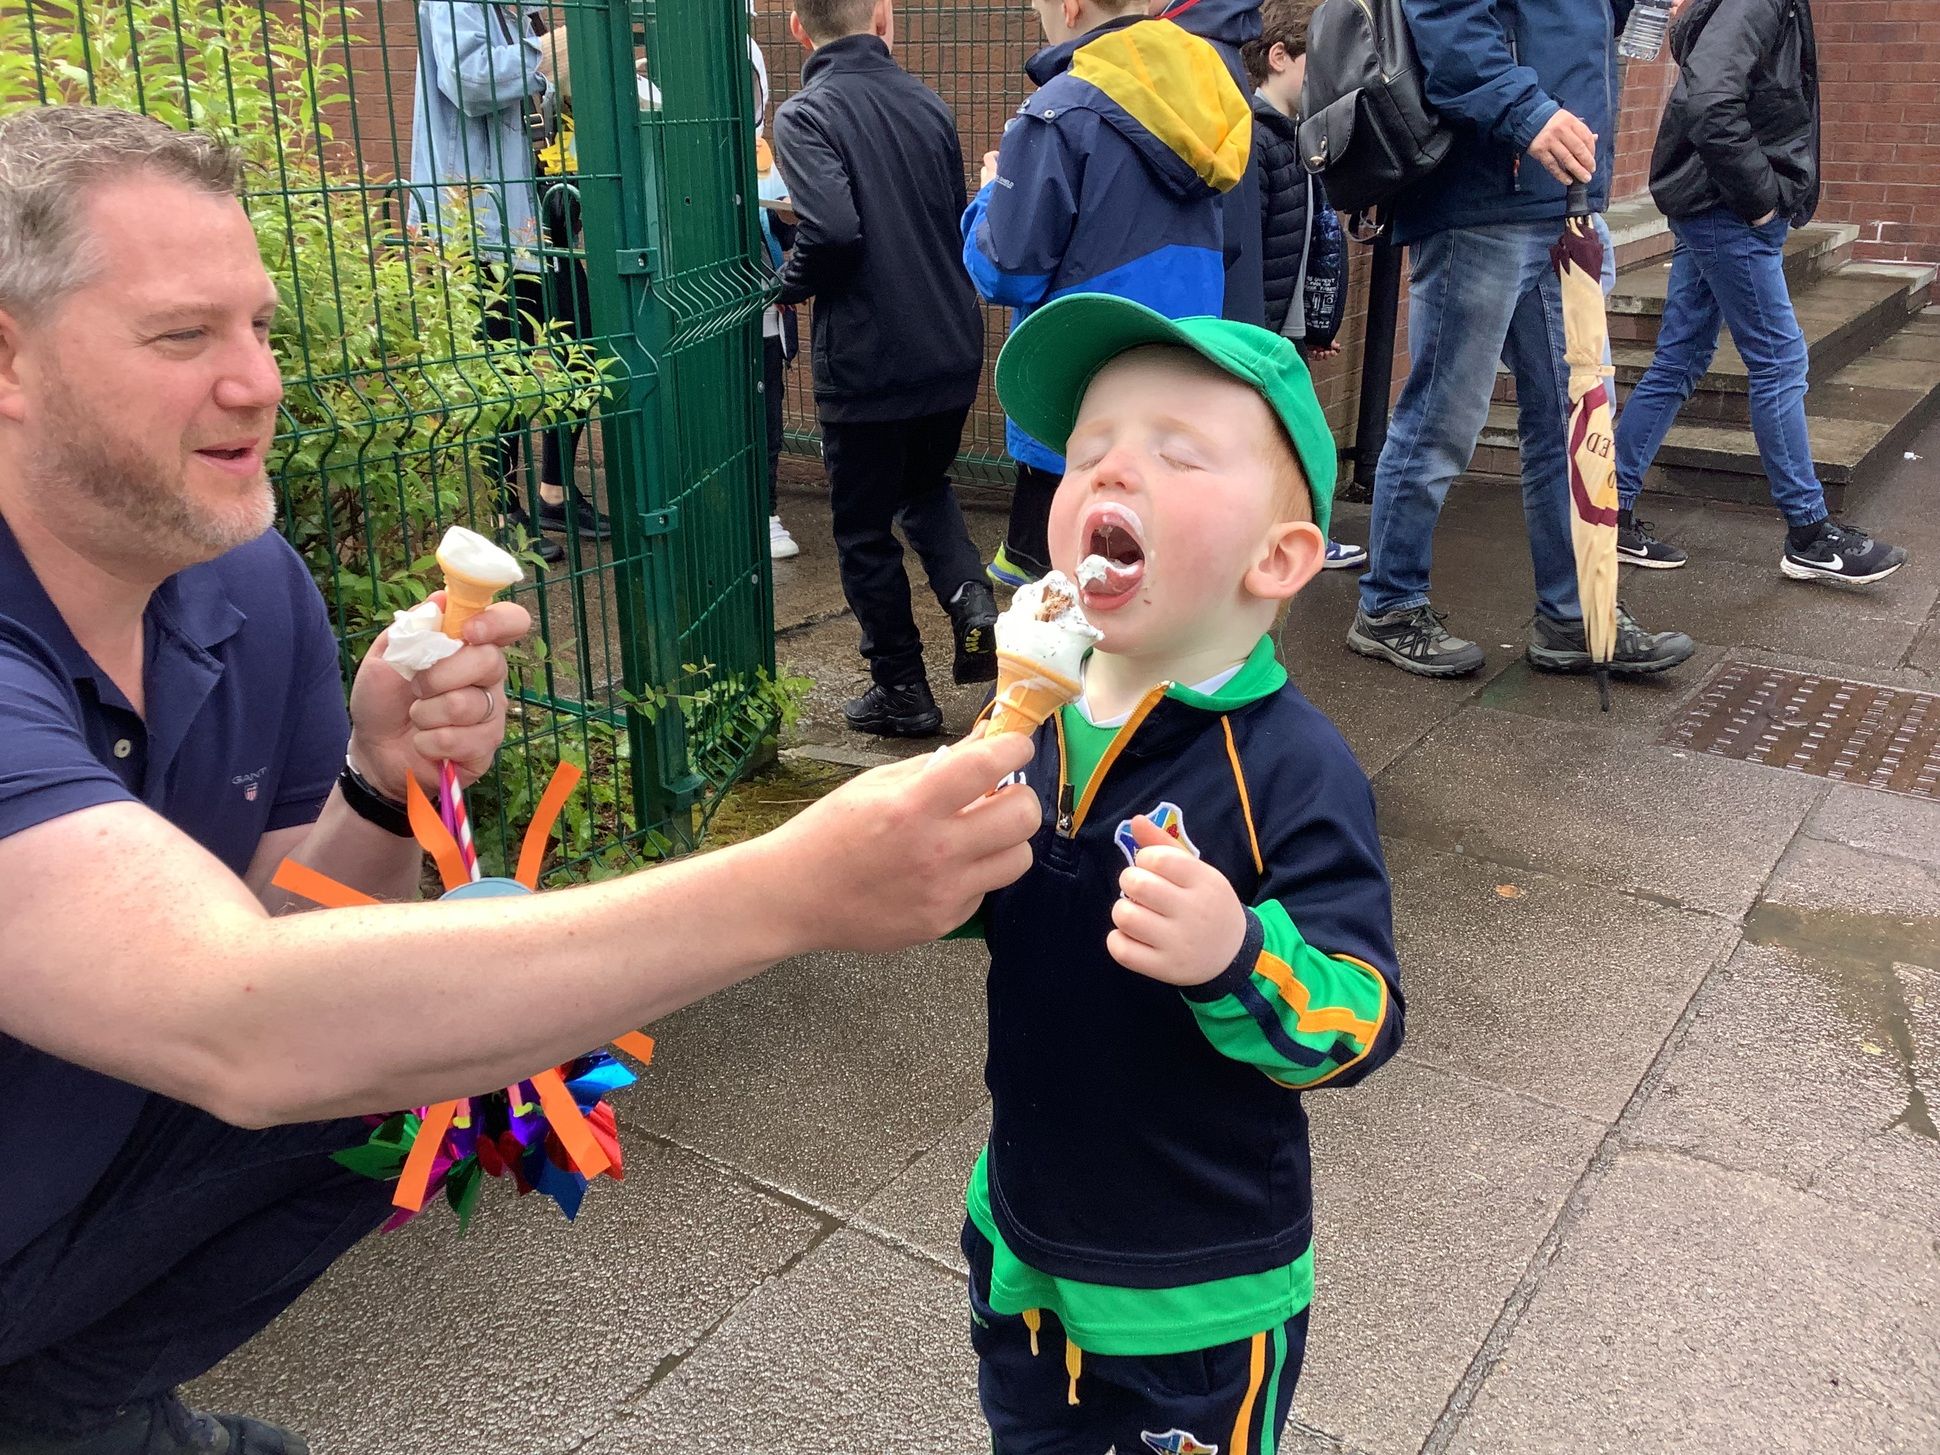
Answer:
[{"xmin": 194, "ymin": 428, "xmax": 1940, "ymax": 1452}]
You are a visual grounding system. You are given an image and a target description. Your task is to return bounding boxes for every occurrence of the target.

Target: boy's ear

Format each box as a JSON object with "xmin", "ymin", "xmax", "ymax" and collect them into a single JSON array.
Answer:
[
  {"xmin": 1268, "ymin": 41, "xmax": 1291, "ymax": 74},
  {"xmin": 1246, "ymin": 519, "xmax": 1326, "ymax": 604},
  {"xmin": 789, "ymin": 11, "xmax": 813, "ymax": 52}
]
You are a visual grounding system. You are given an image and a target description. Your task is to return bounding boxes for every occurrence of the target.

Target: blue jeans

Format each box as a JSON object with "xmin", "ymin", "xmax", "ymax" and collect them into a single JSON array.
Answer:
[
  {"xmin": 1362, "ymin": 219, "xmax": 1582, "ymax": 623},
  {"xmin": 1614, "ymin": 207, "xmax": 1827, "ymax": 528}
]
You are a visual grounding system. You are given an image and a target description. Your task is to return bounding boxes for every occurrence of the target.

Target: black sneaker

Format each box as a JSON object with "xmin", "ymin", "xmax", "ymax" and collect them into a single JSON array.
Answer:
[
  {"xmin": 1616, "ymin": 510, "xmax": 1687, "ymax": 569},
  {"xmin": 1346, "ymin": 603, "xmax": 1486, "ymax": 677},
  {"xmin": 0, "ymin": 1393, "xmax": 311, "ymax": 1454},
  {"xmin": 536, "ymin": 492, "xmax": 613, "ymax": 541},
  {"xmin": 502, "ymin": 505, "xmax": 566, "ymax": 565},
  {"xmin": 843, "ymin": 680, "xmax": 943, "ymax": 738},
  {"xmin": 947, "ymin": 581, "xmax": 999, "ymax": 685},
  {"xmin": 1781, "ymin": 518, "xmax": 1908, "ymax": 585},
  {"xmin": 1526, "ymin": 604, "xmax": 1695, "ymax": 675}
]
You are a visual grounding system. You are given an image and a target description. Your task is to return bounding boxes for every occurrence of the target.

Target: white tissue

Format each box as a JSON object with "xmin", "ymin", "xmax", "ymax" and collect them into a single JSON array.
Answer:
[{"xmin": 382, "ymin": 600, "xmax": 464, "ymax": 680}]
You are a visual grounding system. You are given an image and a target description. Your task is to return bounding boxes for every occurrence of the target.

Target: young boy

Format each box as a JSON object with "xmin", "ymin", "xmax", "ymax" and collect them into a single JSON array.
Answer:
[
  {"xmin": 774, "ymin": 0, "xmax": 998, "ymax": 736},
  {"xmin": 962, "ymin": 0, "xmax": 1251, "ymax": 589},
  {"xmin": 1244, "ymin": 0, "xmax": 1364, "ymax": 571},
  {"xmin": 965, "ymin": 291, "xmax": 1404, "ymax": 1451}
]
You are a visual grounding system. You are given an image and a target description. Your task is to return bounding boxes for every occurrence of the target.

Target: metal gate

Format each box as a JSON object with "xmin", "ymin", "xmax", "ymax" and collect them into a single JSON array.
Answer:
[{"xmin": 6, "ymin": 0, "xmax": 776, "ymax": 875}]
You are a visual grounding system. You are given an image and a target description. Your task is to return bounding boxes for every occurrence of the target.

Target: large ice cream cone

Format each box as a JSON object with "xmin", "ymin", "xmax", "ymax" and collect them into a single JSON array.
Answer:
[
  {"xmin": 435, "ymin": 526, "xmax": 524, "ymax": 639},
  {"xmin": 987, "ymin": 652, "xmax": 1082, "ymax": 737},
  {"xmin": 985, "ymin": 571, "xmax": 1100, "ymax": 736}
]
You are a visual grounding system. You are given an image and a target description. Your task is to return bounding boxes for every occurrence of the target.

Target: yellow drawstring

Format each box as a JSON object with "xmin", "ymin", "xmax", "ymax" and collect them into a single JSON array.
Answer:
[
  {"xmin": 1064, "ymin": 1335, "xmax": 1083, "ymax": 1406},
  {"xmin": 1021, "ymin": 1308, "xmax": 1041, "ymax": 1358}
]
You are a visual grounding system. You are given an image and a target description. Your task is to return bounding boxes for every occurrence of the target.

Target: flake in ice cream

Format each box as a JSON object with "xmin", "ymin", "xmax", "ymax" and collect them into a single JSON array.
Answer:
[{"xmin": 986, "ymin": 571, "xmax": 1102, "ymax": 736}]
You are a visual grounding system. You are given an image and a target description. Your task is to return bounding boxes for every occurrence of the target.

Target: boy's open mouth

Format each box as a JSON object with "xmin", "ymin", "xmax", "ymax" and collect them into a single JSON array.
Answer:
[{"xmin": 1078, "ymin": 504, "xmax": 1146, "ymax": 609}]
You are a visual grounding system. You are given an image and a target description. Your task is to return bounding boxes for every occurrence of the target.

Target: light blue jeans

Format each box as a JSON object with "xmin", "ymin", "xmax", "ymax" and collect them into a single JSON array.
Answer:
[
  {"xmin": 1614, "ymin": 207, "xmax": 1826, "ymax": 528},
  {"xmin": 1362, "ymin": 219, "xmax": 1583, "ymax": 623}
]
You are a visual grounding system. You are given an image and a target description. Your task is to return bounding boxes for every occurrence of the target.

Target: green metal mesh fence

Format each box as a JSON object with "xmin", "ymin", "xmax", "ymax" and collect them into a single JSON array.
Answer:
[
  {"xmin": 753, "ymin": 1, "xmax": 1030, "ymax": 485},
  {"xmin": 5, "ymin": 0, "xmax": 776, "ymax": 878}
]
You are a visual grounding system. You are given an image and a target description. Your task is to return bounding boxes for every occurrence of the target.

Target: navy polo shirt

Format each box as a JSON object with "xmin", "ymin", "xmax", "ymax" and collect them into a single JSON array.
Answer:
[{"xmin": 0, "ymin": 510, "xmax": 351, "ymax": 1264}]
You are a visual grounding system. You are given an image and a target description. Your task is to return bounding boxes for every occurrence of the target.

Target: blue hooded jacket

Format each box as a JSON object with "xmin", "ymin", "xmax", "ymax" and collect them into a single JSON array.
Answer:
[
  {"xmin": 962, "ymin": 16, "xmax": 1252, "ymax": 473},
  {"xmin": 1390, "ymin": 0, "xmax": 1632, "ymax": 245}
]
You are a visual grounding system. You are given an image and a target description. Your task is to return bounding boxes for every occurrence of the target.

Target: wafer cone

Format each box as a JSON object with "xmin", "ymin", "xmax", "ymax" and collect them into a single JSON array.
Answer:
[
  {"xmin": 439, "ymin": 571, "xmax": 499, "ymax": 639},
  {"xmin": 986, "ymin": 651, "xmax": 1081, "ymax": 736}
]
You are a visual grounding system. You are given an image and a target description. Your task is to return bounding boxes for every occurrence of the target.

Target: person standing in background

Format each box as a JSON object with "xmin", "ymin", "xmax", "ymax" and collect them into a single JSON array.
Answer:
[
  {"xmin": 963, "ymin": 0, "xmax": 1251, "ymax": 590},
  {"xmin": 1611, "ymin": 0, "xmax": 1906, "ymax": 584},
  {"xmin": 775, "ymin": 0, "xmax": 999, "ymax": 737},
  {"xmin": 751, "ymin": 32, "xmax": 803, "ymax": 562},
  {"xmin": 1244, "ymin": 0, "xmax": 1363, "ymax": 570},
  {"xmin": 1153, "ymin": 0, "xmax": 1267, "ymax": 327}
]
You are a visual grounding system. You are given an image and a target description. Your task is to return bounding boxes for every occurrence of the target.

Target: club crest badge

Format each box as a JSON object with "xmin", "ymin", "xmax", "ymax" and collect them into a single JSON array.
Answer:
[
  {"xmin": 1141, "ymin": 1431, "xmax": 1219, "ymax": 1455},
  {"xmin": 1114, "ymin": 800, "xmax": 1200, "ymax": 866}
]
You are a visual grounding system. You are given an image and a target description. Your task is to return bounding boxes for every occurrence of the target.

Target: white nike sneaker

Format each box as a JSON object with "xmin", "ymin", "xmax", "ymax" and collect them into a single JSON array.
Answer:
[{"xmin": 769, "ymin": 514, "xmax": 800, "ymax": 561}]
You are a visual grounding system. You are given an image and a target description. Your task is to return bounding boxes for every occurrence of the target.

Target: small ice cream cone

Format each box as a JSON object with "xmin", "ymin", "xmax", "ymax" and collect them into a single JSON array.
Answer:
[
  {"xmin": 987, "ymin": 653, "xmax": 1081, "ymax": 737},
  {"xmin": 435, "ymin": 526, "xmax": 524, "ymax": 639}
]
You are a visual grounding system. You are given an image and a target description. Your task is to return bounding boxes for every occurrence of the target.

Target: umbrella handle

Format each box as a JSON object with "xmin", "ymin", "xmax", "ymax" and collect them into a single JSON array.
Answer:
[{"xmin": 1566, "ymin": 181, "xmax": 1591, "ymax": 219}]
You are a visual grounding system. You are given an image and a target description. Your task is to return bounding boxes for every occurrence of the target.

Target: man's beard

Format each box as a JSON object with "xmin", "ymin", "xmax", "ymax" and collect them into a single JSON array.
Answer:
[{"xmin": 30, "ymin": 378, "xmax": 276, "ymax": 565}]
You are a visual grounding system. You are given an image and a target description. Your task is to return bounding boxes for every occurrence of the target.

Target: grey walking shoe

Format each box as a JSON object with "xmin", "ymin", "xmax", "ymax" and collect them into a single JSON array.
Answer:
[
  {"xmin": 0, "ymin": 1394, "xmax": 310, "ymax": 1455},
  {"xmin": 1526, "ymin": 604, "xmax": 1695, "ymax": 676},
  {"xmin": 1346, "ymin": 603, "xmax": 1487, "ymax": 677}
]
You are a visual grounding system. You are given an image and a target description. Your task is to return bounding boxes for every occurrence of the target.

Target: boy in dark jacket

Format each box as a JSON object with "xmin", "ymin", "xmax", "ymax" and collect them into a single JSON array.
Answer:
[
  {"xmin": 775, "ymin": 0, "xmax": 999, "ymax": 737},
  {"xmin": 1349, "ymin": 0, "xmax": 1694, "ymax": 687},
  {"xmin": 963, "ymin": 292, "xmax": 1403, "ymax": 1452},
  {"xmin": 1243, "ymin": 0, "xmax": 1363, "ymax": 569},
  {"xmin": 1612, "ymin": 0, "xmax": 1905, "ymax": 584},
  {"xmin": 963, "ymin": 0, "xmax": 1251, "ymax": 590}
]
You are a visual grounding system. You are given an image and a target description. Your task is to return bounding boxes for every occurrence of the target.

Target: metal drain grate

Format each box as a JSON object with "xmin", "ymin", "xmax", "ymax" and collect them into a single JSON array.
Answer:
[{"xmin": 1665, "ymin": 663, "xmax": 1940, "ymax": 800}]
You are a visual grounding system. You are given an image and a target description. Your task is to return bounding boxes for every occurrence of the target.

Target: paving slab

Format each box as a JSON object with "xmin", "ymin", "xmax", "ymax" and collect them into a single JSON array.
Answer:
[
  {"xmin": 1371, "ymin": 706, "xmax": 1822, "ymax": 917},
  {"xmin": 616, "ymin": 941, "xmax": 993, "ymax": 1212},
  {"xmin": 1802, "ymin": 782, "xmax": 1940, "ymax": 867},
  {"xmin": 1450, "ymin": 1150, "xmax": 1940, "ymax": 1455},
  {"xmin": 853, "ymin": 1104, "xmax": 988, "ymax": 1272},
  {"xmin": 1293, "ymin": 1060, "xmax": 1603, "ymax": 1454},
  {"xmin": 588, "ymin": 1230, "xmax": 983, "ymax": 1454},
  {"xmin": 188, "ymin": 1140, "xmax": 825, "ymax": 1455},
  {"xmin": 1626, "ymin": 939, "xmax": 1938, "ymax": 1234},
  {"xmin": 1382, "ymin": 838, "xmax": 1736, "ymax": 1119},
  {"xmin": 1763, "ymin": 834, "xmax": 1940, "ymax": 921},
  {"xmin": 1470, "ymin": 645, "xmax": 1726, "ymax": 737}
]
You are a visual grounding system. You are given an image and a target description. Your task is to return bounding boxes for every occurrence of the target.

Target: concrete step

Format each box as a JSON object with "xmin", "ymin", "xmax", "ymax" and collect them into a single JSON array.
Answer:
[
  {"xmin": 1473, "ymin": 307, "xmax": 1940, "ymax": 512},
  {"xmin": 1493, "ymin": 258, "xmax": 1935, "ymax": 424},
  {"xmin": 1607, "ymin": 222, "xmax": 1859, "ymax": 344},
  {"xmin": 1604, "ymin": 194, "xmax": 1674, "ymax": 271}
]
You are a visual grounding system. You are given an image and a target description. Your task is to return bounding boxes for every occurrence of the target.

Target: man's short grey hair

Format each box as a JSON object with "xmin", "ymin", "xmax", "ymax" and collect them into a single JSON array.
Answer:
[{"xmin": 0, "ymin": 104, "xmax": 245, "ymax": 320}]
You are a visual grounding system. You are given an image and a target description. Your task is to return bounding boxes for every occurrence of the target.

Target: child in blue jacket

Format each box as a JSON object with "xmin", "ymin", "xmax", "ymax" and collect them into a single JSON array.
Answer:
[
  {"xmin": 962, "ymin": 1, "xmax": 1251, "ymax": 590},
  {"xmin": 964, "ymin": 292, "xmax": 1404, "ymax": 1452}
]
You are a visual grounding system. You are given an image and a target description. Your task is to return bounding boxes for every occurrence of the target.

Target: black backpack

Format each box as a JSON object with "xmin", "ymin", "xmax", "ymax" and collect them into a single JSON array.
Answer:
[{"xmin": 1298, "ymin": 0, "xmax": 1452, "ymax": 234}]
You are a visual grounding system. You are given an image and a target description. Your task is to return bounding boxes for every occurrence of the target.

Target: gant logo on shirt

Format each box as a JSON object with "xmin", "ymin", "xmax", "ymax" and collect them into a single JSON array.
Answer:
[{"xmin": 231, "ymin": 765, "xmax": 269, "ymax": 802}]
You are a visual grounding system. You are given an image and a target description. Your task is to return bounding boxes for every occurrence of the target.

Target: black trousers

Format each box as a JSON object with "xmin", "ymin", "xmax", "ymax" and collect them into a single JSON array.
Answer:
[
  {"xmin": 0, "ymin": 1098, "xmax": 393, "ymax": 1435},
  {"xmin": 1004, "ymin": 461, "xmax": 1062, "ymax": 580},
  {"xmin": 763, "ymin": 334, "xmax": 786, "ymax": 518},
  {"xmin": 819, "ymin": 408, "xmax": 983, "ymax": 687}
]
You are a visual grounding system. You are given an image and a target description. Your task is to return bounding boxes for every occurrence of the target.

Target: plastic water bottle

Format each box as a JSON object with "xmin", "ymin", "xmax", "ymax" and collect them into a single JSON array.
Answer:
[{"xmin": 1618, "ymin": 0, "xmax": 1675, "ymax": 61}]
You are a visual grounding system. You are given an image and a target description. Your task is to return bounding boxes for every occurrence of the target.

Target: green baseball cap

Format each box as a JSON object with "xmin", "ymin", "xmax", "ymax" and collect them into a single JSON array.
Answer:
[{"xmin": 994, "ymin": 293, "xmax": 1337, "ymax": 538}]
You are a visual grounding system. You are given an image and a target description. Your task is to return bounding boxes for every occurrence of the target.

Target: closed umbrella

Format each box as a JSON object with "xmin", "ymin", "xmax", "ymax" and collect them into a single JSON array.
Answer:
[{"xmin": 1549, "ymin": 181, "xmax": 1621, "ymax": 709}]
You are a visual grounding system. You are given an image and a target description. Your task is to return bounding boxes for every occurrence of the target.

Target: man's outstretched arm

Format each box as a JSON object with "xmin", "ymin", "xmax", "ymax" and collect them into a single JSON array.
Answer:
[{"xmin": 0, "ymin": 734, "xmax": 1036, "ymax": 1130}]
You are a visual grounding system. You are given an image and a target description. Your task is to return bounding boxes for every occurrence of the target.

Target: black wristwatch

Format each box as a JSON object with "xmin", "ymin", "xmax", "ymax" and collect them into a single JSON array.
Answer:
[{"xmin": 338, "ymin": 756, "xmax": 413, "ymax": 838}]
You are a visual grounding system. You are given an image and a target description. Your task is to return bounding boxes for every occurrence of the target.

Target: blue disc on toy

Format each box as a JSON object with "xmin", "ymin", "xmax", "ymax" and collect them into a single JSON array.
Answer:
[{"xmin": 441, "ymin": 876, "xmax": 534, "ymax": 901}]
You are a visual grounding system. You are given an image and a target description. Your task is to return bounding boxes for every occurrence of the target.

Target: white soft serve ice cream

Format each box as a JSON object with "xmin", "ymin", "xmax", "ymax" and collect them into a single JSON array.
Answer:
[
  {"xmin": 996, "ymin": 571, "xmax": 1103, "ymax": 681},
  {"xmin": 435, "ymin": 525, "xmax": 524, "ymax": 588}
]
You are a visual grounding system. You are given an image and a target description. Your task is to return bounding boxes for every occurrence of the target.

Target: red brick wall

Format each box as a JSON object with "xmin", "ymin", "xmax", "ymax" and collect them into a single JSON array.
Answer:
[
  {"xmin": 1815, "ymin": 0, "xmax": 1940, "ymax": 266},
  {"xmin": 1612, "ymin": 54, "xmax": 1677, "ymax": 200}
]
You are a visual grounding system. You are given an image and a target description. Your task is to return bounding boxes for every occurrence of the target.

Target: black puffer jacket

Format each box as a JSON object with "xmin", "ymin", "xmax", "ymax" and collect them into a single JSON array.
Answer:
[
  {"xmin": 1253, "ymin": 96, "xmax": 1310, "ymax": 338},
  {"xmin": 1650, "ymin": 0, "xmax": 1820, "ymax": 225},
  {"xmin": 774, "ymin": 35, "xmax": 984, "ymax": 422}
]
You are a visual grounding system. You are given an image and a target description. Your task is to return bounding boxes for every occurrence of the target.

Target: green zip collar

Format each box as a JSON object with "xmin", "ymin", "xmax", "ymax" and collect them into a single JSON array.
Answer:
[{"xmin": 1162, "ymin": 633, "xmax": 1287, "ymax": 711}]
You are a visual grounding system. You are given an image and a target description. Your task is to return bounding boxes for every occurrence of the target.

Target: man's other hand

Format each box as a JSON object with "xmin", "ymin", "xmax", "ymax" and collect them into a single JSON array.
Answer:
[
  {"xmin": 765, "ymin": 732, "xmax": 1037, "ymax": 953},
  {"xmin": 981, "ymin": 149, "xmax": 1000, "ymax": 188},
  {"xmin": 1527, "ymin": 108, "xmax": 1597, "ymax": 185},
  {"xmin": 348, "ymin": 596, "xmax": 532, "ymax": 798}
]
